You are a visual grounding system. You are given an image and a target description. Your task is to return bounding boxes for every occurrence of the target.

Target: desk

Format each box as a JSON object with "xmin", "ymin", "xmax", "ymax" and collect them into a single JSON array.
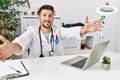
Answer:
[{"xmin": 4, "ymin": 52, "xmax": 120, "ymax": 80}]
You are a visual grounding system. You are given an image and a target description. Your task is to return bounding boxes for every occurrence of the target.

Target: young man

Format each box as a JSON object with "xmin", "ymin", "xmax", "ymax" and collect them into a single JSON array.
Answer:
[{"xmin": 0, "ymin": 5, "xmax": 102, "ymax": 61}]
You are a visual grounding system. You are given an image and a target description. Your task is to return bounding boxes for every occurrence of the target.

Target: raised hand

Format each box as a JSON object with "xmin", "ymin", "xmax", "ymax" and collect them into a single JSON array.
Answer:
[
  {"xmin": 0, "ymin": 35, "xmax": 22, "ymax": 61},
  {"xmin": 0, "ymin": 35, "xmax": 12, "ymax": 61},
  {"xmin": 84, "ymin": 16, "xmax": 103, "ymax": 33}
]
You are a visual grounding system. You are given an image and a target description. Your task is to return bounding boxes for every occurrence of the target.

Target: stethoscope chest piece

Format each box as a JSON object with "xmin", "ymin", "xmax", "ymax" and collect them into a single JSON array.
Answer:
[{"xmin": 49, "ymin": 51, "xmax": 54, "ymax": 56}]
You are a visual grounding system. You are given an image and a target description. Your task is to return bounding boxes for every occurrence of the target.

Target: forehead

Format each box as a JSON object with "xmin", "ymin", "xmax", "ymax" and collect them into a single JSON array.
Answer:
[{"xmin": 40, "ymin": 9, "xmax": 54, "ymax": 15}]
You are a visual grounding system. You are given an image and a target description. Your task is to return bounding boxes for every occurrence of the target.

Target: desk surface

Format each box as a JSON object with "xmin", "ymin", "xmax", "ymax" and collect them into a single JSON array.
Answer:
[{"xmin": 3, "ymin": 51, "xmax": 120, "ymax": 80}]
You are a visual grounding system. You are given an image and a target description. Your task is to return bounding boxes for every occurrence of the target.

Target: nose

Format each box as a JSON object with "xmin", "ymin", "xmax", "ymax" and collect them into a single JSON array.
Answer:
[{"xmin": 46, "ymin": 16, "xmax": 50, "ymax": 20}]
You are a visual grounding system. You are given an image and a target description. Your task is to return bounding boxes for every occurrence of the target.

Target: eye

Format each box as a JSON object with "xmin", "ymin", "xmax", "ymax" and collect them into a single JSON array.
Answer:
[
  {"xmin": 49, "ymin": 14, "xmax": 54, "ymax": 18},
  {"xmin": 43, "ymin": 14, "xmax": 47, "ymax": 17}
]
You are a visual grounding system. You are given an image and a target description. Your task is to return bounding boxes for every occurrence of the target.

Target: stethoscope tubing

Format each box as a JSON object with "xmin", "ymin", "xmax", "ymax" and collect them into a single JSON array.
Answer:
[{"xmin": 39, "ymin": 26, "xmax": 54, "ymax": 57}]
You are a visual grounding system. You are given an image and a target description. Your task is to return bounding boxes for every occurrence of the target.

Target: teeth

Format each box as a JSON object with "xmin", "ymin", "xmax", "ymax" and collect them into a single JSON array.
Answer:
[{"xmin": 46, "ymin": 22, "xmax": 50, "ymax": 25}]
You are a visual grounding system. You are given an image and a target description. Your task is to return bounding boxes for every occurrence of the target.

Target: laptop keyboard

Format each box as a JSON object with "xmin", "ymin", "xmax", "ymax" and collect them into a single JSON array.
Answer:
[{"xmin": 71, "ymin": 58, "xmax": 88, "ymax": 68}]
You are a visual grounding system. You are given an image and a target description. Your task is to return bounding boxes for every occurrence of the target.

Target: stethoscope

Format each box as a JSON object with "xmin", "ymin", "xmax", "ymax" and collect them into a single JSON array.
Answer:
[{"xmin": 39, "ymin": 26, "xmax": 54, "ymax": 57}]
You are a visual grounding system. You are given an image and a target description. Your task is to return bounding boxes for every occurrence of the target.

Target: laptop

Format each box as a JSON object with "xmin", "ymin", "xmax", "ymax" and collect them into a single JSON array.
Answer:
[{"xmin": 61, "ymin": 41, "xmax": 110, "ymax": 70}]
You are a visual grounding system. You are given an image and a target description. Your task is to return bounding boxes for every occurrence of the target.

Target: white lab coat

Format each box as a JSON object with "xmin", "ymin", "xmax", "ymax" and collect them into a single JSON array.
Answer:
[{"xmin": 13, "ymin": 25, "xmax": 82, "ymax": 58}]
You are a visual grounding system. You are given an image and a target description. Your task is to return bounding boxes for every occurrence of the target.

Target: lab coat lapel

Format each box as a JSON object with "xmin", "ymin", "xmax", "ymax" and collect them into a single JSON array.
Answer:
[
  {"xmin": 40, "ymin": 31, "xmax": 51, "ymax": 55},
  {"xmin": 48, "ymin": 32, "xmax": 52, "ymax": 43},
  {"xmin": 40, "ymin": 31, "xmax": 47, "ymax": 43}
]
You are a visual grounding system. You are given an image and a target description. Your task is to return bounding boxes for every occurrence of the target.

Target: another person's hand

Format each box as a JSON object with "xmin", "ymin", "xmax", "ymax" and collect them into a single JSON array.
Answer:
[
  {"xmin": 80, "ymin": 16, "xmax": 103, "ymax": 36},
  {"xmin": 0, "ymin": 35, "xmax": 13, "ymax": 61}
]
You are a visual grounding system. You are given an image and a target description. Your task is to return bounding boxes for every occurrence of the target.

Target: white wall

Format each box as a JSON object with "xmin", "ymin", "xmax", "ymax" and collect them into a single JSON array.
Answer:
[
  {"xmin": 21, "ymin": 0, "xmax": 118, "ymax": 23},
  {"xmin": 115, "ymin": 11, "xmax": 120, "ymax": 53},
  {"xmin": 19, "ymin": 0, "xmax": 120, "ymax": 52}
]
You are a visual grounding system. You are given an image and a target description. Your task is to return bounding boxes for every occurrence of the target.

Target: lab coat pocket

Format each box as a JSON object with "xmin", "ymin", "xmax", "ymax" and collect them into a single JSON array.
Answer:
[{"xmin": 54, "ymin": 39, "xmax": 60, "ymax": 50}]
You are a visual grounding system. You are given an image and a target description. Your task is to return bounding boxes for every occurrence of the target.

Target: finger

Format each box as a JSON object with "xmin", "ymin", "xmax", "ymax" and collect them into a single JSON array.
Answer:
[
  {"xmin": 0, "ymin": 35, "xmax": 9, "ymax": 44},
  {"xmin": 96, "ymin": 25, "xmax": 104, "ymax": 31},
  {"xmin": 2, "ymin": 55, "xmax": 6, "ymax": 62},
  {"xmin": 93, "ymin": 20, "xmax": 99, "ymax": 24},
  {"xmin": 0, "ymin": 53, "xmax": 6, "ymax": 62},
  {"xmin": 85, "ymin": 16, "xmax": 89, "ymax": 23},
  {"xmin": 95, "ymin": 20, "xmax": 102, "ymax": 25},
  {"xmin": 97, "ymin": 25, "xmax": 104, "ymax": 29},
  {"xmin": 0, "ymin": 54, "xmax": 3, "ymax": 60}
]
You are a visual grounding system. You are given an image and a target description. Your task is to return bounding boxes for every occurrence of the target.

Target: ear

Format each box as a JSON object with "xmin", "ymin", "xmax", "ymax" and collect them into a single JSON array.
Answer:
[{"xmin": 38, "ymin": 15, "xmax": 41, "ymax": 20}]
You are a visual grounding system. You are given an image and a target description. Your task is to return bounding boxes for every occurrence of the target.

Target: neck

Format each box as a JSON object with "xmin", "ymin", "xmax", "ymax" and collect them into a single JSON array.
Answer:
[{"xmin": 40, "ymin": 25, "xmax": 51, "ymax": 33}]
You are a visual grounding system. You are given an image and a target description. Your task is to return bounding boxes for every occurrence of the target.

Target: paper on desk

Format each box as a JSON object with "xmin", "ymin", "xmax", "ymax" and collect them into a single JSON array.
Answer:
[
  {"xmin": 6, "ymin": 60, "xmax": 28, "ymax": 75},
  {"xmin": 0, "ymin": 60, "xmax": 28, "ymax": 77},
  {"xmin": 0, "ymin": 61, "xmax": 18, "ymax": 77}
]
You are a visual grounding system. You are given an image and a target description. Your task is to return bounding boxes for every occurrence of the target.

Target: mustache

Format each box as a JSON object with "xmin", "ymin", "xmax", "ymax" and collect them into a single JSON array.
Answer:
[{"xmin": 44, "ymin": 20, "xmax": 51, "ymax": 23}]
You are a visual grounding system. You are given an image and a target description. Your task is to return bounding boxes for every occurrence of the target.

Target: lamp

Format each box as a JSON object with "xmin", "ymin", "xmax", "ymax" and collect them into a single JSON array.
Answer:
[{"xmin": 96, "ymin": 2, "xmax": 118, "ymax": 43}]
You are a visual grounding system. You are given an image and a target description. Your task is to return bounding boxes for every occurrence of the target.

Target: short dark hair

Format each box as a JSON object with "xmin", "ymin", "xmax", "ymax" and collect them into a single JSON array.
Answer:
[{"xmin": 37, "ymin": 5, "xmax": 55, "ymax": 15}]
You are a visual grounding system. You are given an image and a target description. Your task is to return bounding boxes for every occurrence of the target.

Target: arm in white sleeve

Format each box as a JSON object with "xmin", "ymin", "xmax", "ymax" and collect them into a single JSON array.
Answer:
[
  {"xmin": 12, "ymin": 27, "xmax": 33, "ymax": 54},
  {"xmin": 60, "ymin": 26, "xmax": 86, "ymax": 40}
]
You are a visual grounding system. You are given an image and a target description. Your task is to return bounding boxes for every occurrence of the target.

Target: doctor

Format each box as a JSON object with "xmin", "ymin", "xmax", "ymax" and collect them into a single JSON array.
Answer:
[{"xmin": 0, "ymin": 5, "xmax": 102, "ymax": 61}]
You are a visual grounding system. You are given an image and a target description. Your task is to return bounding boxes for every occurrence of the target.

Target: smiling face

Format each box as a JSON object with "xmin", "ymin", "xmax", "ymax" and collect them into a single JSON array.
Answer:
[{"xmin": 38, "ymin": 9, "xmax": 54, "ymax": 29}]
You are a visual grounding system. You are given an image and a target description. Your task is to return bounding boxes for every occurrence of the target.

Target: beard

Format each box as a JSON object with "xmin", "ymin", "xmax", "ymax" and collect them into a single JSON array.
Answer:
[{"xmin": 42, "ymin": 20, "xmax": 53, "ymax": 28}]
